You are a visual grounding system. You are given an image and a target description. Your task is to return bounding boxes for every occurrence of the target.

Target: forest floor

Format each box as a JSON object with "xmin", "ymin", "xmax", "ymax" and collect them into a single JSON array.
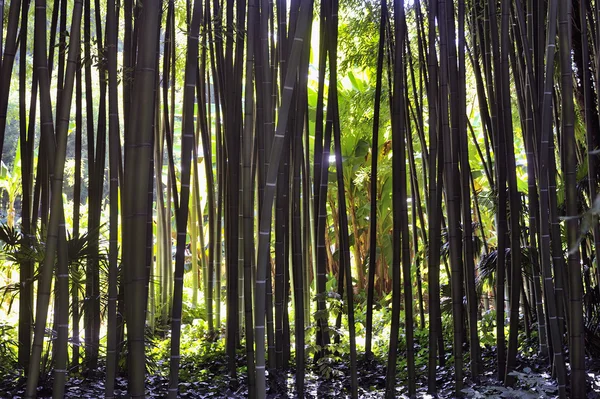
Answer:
[{"xmin": 2, "ymin": 345, "xmax": 600, "ymax": 398}]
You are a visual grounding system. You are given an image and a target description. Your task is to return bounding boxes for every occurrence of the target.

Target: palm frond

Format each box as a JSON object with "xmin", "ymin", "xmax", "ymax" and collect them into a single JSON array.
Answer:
[
  {"xmin": 0, "ymin": 224, "xmax": 23, "ymax": 249},
  {"xmin": 476, "ymin": 246, "xmax": 533, "ymax": 294}
]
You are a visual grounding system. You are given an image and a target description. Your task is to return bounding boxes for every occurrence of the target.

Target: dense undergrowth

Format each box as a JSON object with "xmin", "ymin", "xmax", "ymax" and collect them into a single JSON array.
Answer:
[
  {"xmin": 1, "ymin": 296, "xmax": 599, "ymax": 398},
  {"xmin": 0, "ymin": 335, "xmax": 593, "ymax": 398}
]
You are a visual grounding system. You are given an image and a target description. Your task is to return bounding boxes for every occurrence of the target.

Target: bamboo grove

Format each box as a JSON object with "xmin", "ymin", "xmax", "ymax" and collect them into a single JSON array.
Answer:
[{"xmin": 0, "ymin": 0, "xmax": 598, "ymax": 397}]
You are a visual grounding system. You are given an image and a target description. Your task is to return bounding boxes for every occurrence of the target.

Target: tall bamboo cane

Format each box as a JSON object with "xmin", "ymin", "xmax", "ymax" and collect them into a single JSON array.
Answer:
[{"xmin": 25, "ymin": 0, "xmax": 82, "ymax": 394}]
